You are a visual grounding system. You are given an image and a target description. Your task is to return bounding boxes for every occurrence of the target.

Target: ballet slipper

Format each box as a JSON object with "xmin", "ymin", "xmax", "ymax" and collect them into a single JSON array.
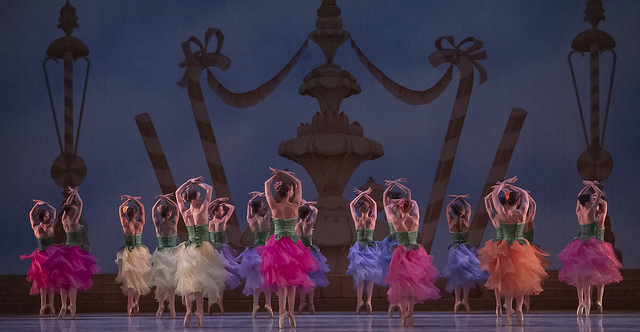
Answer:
[
  {"xmin": 366, "ymin": 302, "xmax": 372, "ymax": 315},
  {"xmin": 356, "ymin": 301, "xmax": 364, "ymax": 315},
  {"xmin": 48, "ymin": 304, "xmax": 55, "ymax": 317},
  {"xmin": 133, "ymin": 303, "xmax": 139, "ymax": 316},
  {"xmin": 309, "ymin": 303, "xmax": 316, "ymax": 315},
  {"xmin": 463, "ymin": 301, "xmax": 470, "ymax": 313},
  {"xmin": 127, "ymin": 302, "xmax": 133, "ymax": 317},
  {"xmin": 195, "ymin": 310, "xmax": 203, "ymax": 328},
  {"xmin": 516, "ymin": 309, "xmax": 523, "ymax": 326},
  {"xmin": 388, "ymin": 304, "xmax": 397, "ymax": 318},
  {"xmin": 596, "ymin": 301, "xmax": 603, "ymax": 314},
  {"xmin": 69, "ymin": 304, "xmax": 76, "ymax": 319},
  {"xmin": 58, "ymin": 305, "xmax": 67, "ymax": 320},
  {"xmin": 252, "ymin": 305, "xmax": 260, "ymax": 319},
  {"xmin": 454, "ymin": 301, "xmax": 461, "ymax": 314},
  {"xmin": 169, "ymin": 304, "xmax": 176, "ymax": 319},
  {"xmin": 408, "ymin": 314, "xmax": 414, "ymax": 327},
  {"xmin": 401, "ymin": 312, "xmax": 408, "ymax": 327},
  {"xmin": 287, "ymin": 311, "xmax": 296, "ymax": 328},
  {"xmin": 496, "ymin": 304, "xmax": 502, "ymax": 317},
  {"xmin": 576, "ymin": 303, "xmax": 584, "ymax": 316},
  {"xmin": 279, "ymin": 312, "xmax": 286, "ymax": 329},
  {"xmin": 264, "ymin": 304, "xmax": 274, "ymax": 318},
  {"xmin": 218, "ymin": 299, "xmax": 224, "ymax": 316},
  {"xmin": 156, "ymin": 305, "xmax": 164, "ymax": 319},
  {"xmin": 506, "ymin": 308, "xmax": 514, "ymax": 326},
  {"xmin": 298, "ymin": 301, "xmax": 307, "ymax": 314},
  {"xmin": 184, "ymin": 312, "xmax": 193, "ymax": 328},
  {"xmin": 40, "ymin": 304, "xmax": 48, "ymax": 317},
  {"xmin": 524, "ymin": 296, "xmax": 531, "ymax": 314}
]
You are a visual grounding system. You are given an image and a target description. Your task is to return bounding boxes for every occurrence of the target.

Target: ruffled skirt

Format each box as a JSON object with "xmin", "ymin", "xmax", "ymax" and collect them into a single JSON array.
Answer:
[
  {"xmin": 150, "ymin": 247, "xmax": 179, "ymax": 299},
  {"xmin": 478, "ymin": 241, "xmax": 547, "ymax": 295},
  {"xmin": 386, "ymin": 245, "xmax": 440, "ymax": 304},
  {"xmin": 115, "ymin": 246, "xmax": 152, "ymax": 295},
  {"xmin": 20, "ymin": 248, "xmax": 53, "ymax": 295},
  {"xmin": 236, "ymin": 247, "xmax": 264, "ymax": 296},
  {"xmin": 557, "ymin": 238, "xmax": 622, "ymax": 286},
  {"xmin": 43, "ymin": 245, "xmax": 100, "ymax": 291},
  {"xmin": 441, "ymin": 244, "xmax": 489, "ymax": 292},
  {"xmin": 346, "ymin": 242, "xmax": 383, "ymax": 287},
  {"xmin": 175, "ymin": 241, "xmax": 227, "ymax": 302},
  {"xmin": 217, "ymin": 243, "xmax": 242, "ymax": 290},
  {"xmin": 375, "ymin": 236, "xmax": 398, "ymax": 286},
  {"xmin": 308, "ymin": 248, "xmax": 330, "ymax": 288},
  {"xmin": 258, "ymin": 235, "xmax": 318, "ymax": 293}
]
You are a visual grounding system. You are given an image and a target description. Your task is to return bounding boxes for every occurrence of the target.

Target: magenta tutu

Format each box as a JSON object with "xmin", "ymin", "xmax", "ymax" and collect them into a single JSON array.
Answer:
[
  {"xmin": 386, "ymin": 245, "xmax": 441, "ymax": 304},
  {"xmin": 20, "ymin": 248, "xmax": 53, "ymax": 295},
  {"xmin": 558, "ymin": 237, "xmax": 622, "ymax": 287},
  {"xmin": 258, "ymin": 235, "xmax": 318, "ymax": 293},
  {"xmin": 43, "ymin": 245, "xmax": 100, "ymax": 291}
]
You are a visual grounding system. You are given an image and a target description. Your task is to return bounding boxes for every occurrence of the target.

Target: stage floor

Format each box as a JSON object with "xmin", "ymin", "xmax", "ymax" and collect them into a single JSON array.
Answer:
[{"xmin": 1, "ymin": 311, "xmax": 639, "ymax": 331}]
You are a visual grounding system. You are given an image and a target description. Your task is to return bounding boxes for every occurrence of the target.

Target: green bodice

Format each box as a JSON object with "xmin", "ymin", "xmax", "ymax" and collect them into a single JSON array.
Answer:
[
  {"xmin": 500, "ymin": 223, "xmax": 527, "ymax": 245},
  {"xmin": 300, "ymin": 235, "xmax": 316, "ymax": 251},
  {"xmin": 493, "ymin": 226, "xmax": 504, "ymax": 243},
  {"xmin": 157, "ymin": 234, "xmax": 178, "ymax": 250},
  {"xmin": 397, "ymin": 231, "xmax": 419, "ymax": 250},
  {"xmin": 252, "ymin": 230, "xmax": 269, "ymax": 247},
  {"xmin": 209, "ymin": 230, "xmax": 228, "ymax": 250},
  {"xmin": 65, "ymin": 230, "xmax": 83, "ymax": 246},
  {"xmin": 355, "ymin": 228, "xmax": 375, "ymax": 249},
  {"xmin": 37, "ymin": 236, "xmax": 55, "ymax": 251},
  {"xmin": 387, "ymin": 222, "xmax": 397, "ymax": 241},
  {"xmin": 186, "ymin": 225, "xmax": 209, "ymax": 247},
  {"xmin": 273, "ymin": 218, "xmax": 298, "ymax": 242},
  {"xmin": 577, "ymin": 222, "xmax": 604, "ymax": 243},
  {"xmin": 124, "ymin": 233, "xmax": 144, "ymax": 251},
  {"xmin": 449, "ymin": 230, "xmax": 470, "ymax": 249}
]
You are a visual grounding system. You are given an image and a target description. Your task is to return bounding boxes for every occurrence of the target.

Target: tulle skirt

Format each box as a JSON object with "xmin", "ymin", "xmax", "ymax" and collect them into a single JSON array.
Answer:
[
  {"xmin": 236, "ymin": 247, "xmax": 264, "ymax": 296},
  {"xmin": 441, "ymin": 244, "xmax": 489, "ymax": 292},
  {"xmin": 375, "ymin": 236, "xmax": 398, "ymax": 286},
  {"xmin": 386, "ymin": 245, "xmax": 440, "ymax": 304},
  {"xmin": 258, "ymin": 235, "xmax": 318, "ymax": 293},
  {"xmin": 557, "ymin": 237, "xmax": 622, "ymax": 287},
  {"xmin": 308, "ymin": 248, "xmax": 330, "ymax": 288},
  {"xmin": 150, "ymin": 247, "xmax": 179, "ymax": 299},
  {"xmin": 175, "ymin": 241, "xmax": 227, "ymax": 302},
  {"xmin": 217, "ymin": 243, "xmax": 242, "ymax": 290},
  {"xmin": 43, "ymin": 245, "xmax": 100, "ymax": 291},
  {"xmin": 20, "ymin": 248, "xmax": 53, "ymax": 295},
  {"xmin": 115, "ymin": 246, "xmax": 151, "ymax": 295},
  {"xmin": 346, "ymin": 242, "xmax": 383, "ymax": 287},
  {"xmin": 478, "ymin": 241, "xmax": 547, "ymax": 295}
]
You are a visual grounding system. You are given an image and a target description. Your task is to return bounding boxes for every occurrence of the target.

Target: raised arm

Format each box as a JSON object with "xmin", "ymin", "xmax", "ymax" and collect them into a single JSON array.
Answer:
[
  {"xmin": 119, "ymin": 198, "xmax": 130, "ymax": 220},
  {"xmin": 445, "ymin": 197, "xmax": 457, "ymax": 224},
  {"xmin": 29, "ymin": 202, "xmax": 40, "ymax": 228},
  {"xmin": 175, "ymin": 179, "xmax": 193, "ymax": 214},
  {"xmin": 130, "ymin": 196, "xmax": 145, "ymax": 224},
  {"xmin": 73, "ymin": 189, "xmax": 83, "ymax": 224},
  {"xmin": 221, "ymin": 202, "xmax": 235, "ymax": 224},
  {"xmin": 278, "ymin": 170, "xmax": 302, "ymax": 205},
  {"xmin": 364, "ymin": 193, "xmax": 377, "ymax": 220},
  {"xmin": 264, "ymin": 174, "xmax": 277, "ymax": 208},
  {"xmin": 394, "ymin": 182, "xmax": 412, "ymax": 202},
  {"xmin": 491, "ymin": 181, "xmax": 507, "ymax": 216},
  {"xmin": 383, "ymin": 181, "xmax": 396, "ymax": 207},
  {"xmin": 527, "ymin": 196, "xmax": 537, "ymax": 224}
]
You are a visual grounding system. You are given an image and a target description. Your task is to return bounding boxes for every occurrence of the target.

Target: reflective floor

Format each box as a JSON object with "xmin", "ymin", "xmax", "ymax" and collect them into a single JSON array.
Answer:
[{"xmin": 1, "ymin": 311, "xmax": 639, "ymax": 332}]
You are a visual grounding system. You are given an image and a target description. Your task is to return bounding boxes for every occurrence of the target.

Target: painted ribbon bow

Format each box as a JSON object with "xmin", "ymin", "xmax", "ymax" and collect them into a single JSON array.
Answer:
[
  {"xmin": 429, "ymin": 36, "xmax": 487, "ymax": 85},
  {"xmin": 177, "ymin": 28, "xmax": 231, "ymax": 88}
]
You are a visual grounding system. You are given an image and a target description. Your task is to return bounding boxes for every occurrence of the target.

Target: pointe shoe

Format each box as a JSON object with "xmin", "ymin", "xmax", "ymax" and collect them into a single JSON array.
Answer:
[
  {"xmin": 48, "ymin": 304, "xmax": 55, "ymax": 317},
  {"xmin": 156, "ymin": 305, "xmax": 164, "ymax": 319},
  {"xmin": 524, "ymin": 300, "xmax": 530, "ymax": 314},
  {"xmin": 401, "ymin": 313, "xmax": 408, "ymax": 327},
  {"xmin": 366, "ymin": 302, "xmax": 372, "ymax": 315},
  {"xmin": 309, "ymin": 304, "xmax": 316, "ymax": 315},
  {"xmin": 454, "ymin": 301, "xmax": 461, "ymax": 314},
  {"xmin": 356, "ymin": 302, "xmax": 364, "ymax": 315},
  {"xmin": 408, "ymin": 314, "xmax": 414, "ymax": 327},
  {"xmin": 58, "ymin": 306, "xmax": 67, "ymax": 320},
  {"xmin": 218, "ymin": 301, "xmax": 224, "ymax": 316},
  {"xmin": 596, "ymin": 301, "xmax": 603, "ymax": 314},
  {"xmin": 279, "ymin": 313, "xmax": 287, "ymax": 329},
  {"xmin": 264, "ymin": 304, "xmax": 274, "ymax": 318},
  {"xmin": 287, "ymin": 311, "xmax": 296, "ymax": 328},
  {"xmin": 169, "ymin": 306, "xmax": 176, "ymax": 319},
  {"xmin": 184, "ymin": 312, "xmax": 193, "ymax": 328},
  {"xmin": 506, "ymin": 309, "xmax": 514, "ymax": 326},
  {"xmin": 127, "ymin": 303, "xmax": 133, "ymax": 317},
  {"xmin": 133, "ymin": 303, "xmax": 139, "ymax": 316},
  {"xmin": 252, "ymin": 305, "xmax": 260, "ymax": 319},
  {"xmin": 195, "ymin": 311, "xmax": 204, "ymax": 328},
  {"xmin": 40, "ymin": 304, "xmax": 48, "ymax": 317},
  {"xmin": 298, "ymin": 301, "xmax": 307, "ymax": 314},
  {"xmin": 69, "ymin": 304, "xmax": 76, "ymax": 319},
  {"xmin": 496, "ymin": 305, "xmax": 502, "ymax": 317},
  {"xmin": 516, "ymin": 309, "xmax": 523, "ymax": 326},
  {"xmin": 463, "ymin": 302, "xmax": 470, "ymax": 313}
]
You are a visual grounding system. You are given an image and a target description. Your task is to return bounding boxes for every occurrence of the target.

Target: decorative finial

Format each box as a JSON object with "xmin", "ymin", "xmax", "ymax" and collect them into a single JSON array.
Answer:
[
  {"xmin": 584, "ymin": 0, "xmax": 605, "ymax": 29},
  {"xmin": 58, "ymin": 1, "xmax": 79, "ymax": 37}
]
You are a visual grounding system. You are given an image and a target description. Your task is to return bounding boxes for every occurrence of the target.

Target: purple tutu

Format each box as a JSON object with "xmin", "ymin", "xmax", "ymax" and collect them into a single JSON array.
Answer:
[
  {"xmin": 558, "ymin": 237, "xmax": 622, "ymax": 287},
  {"xmin": 217, "ymin": 243, "xmax": 242, "ymax": 290},
  {"xmin": 43, "ymin": 245, "xmax": 100, "ymax": 291},
  {"xmin": 308, "ymin": 249, "xmax": 330, "ymax": 288},
  {"xmin": 20, "ymin": 248, "xmax": 54, "ymax": 295},
  {"xmin": 386, "ymin": 244, "xmax": 440, "ymax": 304},
  {"xmin": 441, "ymin": 243, "xmax": 488, "ymax": 292},
  {"xmin": 236, "ymin": 247, "xmax": 264, "ymax": 296},
  {"xmin": 375, "ymin": 235, "xmax": 398, "ymax": 286},
  {"xmin": 346, "ymin": 242, "xmax": 383, "ymax": 287},
  {"xmin": 258, "ymin": 235, "xmax": 318, "ymax": 293}
]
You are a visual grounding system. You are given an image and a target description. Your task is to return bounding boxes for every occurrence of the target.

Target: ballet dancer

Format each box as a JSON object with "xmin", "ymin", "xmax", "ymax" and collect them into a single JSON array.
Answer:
[
  {"xmin": 150, "ymin": 194, "xmax": 180, "ymax": 318},
  {"xmin": 378, "ymin": 181, "xmax": 402, "ymax": 317}
]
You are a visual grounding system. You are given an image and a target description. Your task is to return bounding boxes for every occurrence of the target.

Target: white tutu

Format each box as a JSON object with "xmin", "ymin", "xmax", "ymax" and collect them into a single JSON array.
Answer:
[
  {"xmin": 150, "ymin": 246, "xmax": 179, "ymax": 299},
  {"xmin": 115, "ymin": 246, "xmax": 152, "ymax": 295},
  {"xmin": 175, "ymin": 241, "xmax": 227, "ymax": 302}
]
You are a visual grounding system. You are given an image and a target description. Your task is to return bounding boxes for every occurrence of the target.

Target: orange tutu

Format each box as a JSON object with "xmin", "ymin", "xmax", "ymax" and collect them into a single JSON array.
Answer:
[{"xmin": 478, "ymin": 240, "xmax": 547, "ymax": 295}]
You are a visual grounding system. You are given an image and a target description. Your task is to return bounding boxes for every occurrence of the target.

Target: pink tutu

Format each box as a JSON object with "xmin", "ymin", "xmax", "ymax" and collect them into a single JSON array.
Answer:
[
  {"xmin": 20, "ymin": 248, "xmax": 53, "ymax": 295},
  {"xmin": 386, "ymin": 245, "xmax": 441, "ymax": 304},
  {"xmin": 43, "ymin": 245, "xmax": 100, "ymax": 291},
  {"xmin": 558, "ymin": 237, "xmax": 622, "ymax": 287},
  {"xmin": 258, "ymin": 235, "xmax": 318, "ymax": 293}
]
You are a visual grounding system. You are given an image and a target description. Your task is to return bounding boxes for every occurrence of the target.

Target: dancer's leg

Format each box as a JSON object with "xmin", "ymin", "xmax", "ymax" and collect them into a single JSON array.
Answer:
[
  {"xmin": 309, "ymin": 289, "xmax": 316, "ymax": 314},
  {"xmin": 39, "ymin": 288, "xmax": 47, "ymax": 316},
  {"xmin": 264, "ymin": 291, "xmax": 274, "ymax": 318},
  {"xmin": 183, "ymin": 293, "xmax": 194, "ymax": 328},
  {"xmin": 68, "ymin": 287, "xmax": 77, "ymax": 319},
  {"xmin": 195, "ymin": 291, "xmax": 204, "ymax": 328},
  {"xmin": 168, "ymin": 289, "xmax": 176, "ymax": 319},
  {"xmin": 585, "ymin": 285, "xmax": 592, "ymax": 316},
  {"xmin": 454, "ymin": 287, "xmax": 461, "ymax": 313},
  {"xmin": 504, "ymin": 293, "xmax": 514, "ymax": 325},
  {"xmin": 59, "ymin": 289, "xmax": 68, "ymax": 319},
  {"xmin": 355, "ymin": 282, "xmax": 364, "ymax": 314},
  {"xmin": 494, "ymin": 290, "xmax": 502, "ymax": 317},
  {"xmin": 127, "ymin": 288, "xmax": 135, "ymax": 316},
  {"xmin": 156, "ymin": 289, "xmax": 165, "ymax": 318},
  {"xmin": 298, "ymin": 289, "xmax": 307, "ymax": 314},
  {"xmin": 278, "ymin": 286, "xmax": 287, "ymax": 328},
  {"xmin": 133, "ymin": 291, "xmax": 140, "ymax": 316},
  {"xmin": 515, "ymin": 294, "xmax": 524, "ymax": 325},
  {"xmin": 216, "ymin": 291, "xmax": 224, "ymax": 316},
  {"xmin": 252, "ymin": 289, "xmax": 260, "ymax": 318},
  {"xmin": 286, "ymin": 285, "xmax": 296, "ymax": 327},
  {"xmin": 366, "ymin": 281, "xmax": 374, "ymax": 314},
  {"xmin": 408, "ymin": 295, "xmax": 415, "ymax": 327},
  {"xmin": 47, "ymin": 288, "xmax": 55, "ymax": 317},
  {"xmin": 462, "ymin": 284, "xmax": 471, "ymax": 313},
  {"xmin": 596, "ymin": 283, "xmax": 605, "ymax": 313},
  {"xmin": 576, "ymin": 283, "xmax": 584, "ymax": 316}
]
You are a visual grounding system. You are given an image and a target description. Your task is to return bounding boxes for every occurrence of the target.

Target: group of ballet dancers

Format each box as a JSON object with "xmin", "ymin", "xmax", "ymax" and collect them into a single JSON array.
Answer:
[{"xmin": 22, "ymin": 169, "xmax": 622, "ymax": 328}]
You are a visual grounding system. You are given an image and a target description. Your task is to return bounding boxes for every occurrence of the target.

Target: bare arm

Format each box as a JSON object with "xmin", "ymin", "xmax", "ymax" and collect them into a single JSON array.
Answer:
[
  {"xmin": 395, "ymin": 182, "xmax": 411, "ymax": 202},
  {"xmin": 278, "ymin": 170, "xmax": 302, "ymax": 205},
  {"xmin": 527, "ymin": 196, "xmax": 537, "ymax": 224},
  {"xmin": 383, "ymin": 182, "xmax": 395, "ymax": 207},
  {"xmin": 363, "ymin": 193, "xmax": 377, "ymax": 220},
  {"xmin": 175, "ymin": 179, "xmax": 192, "ymax": 214},
  {"xmin": 445, "ymin": 198, "xmax": 456, "ymax": 224},
  {"xmin": 73, "ymin": 190, "xmax": 83, "ymax": 224},
  {"xmin": 491, "ymin": 182, "xmax": 506, "ymax": 216},
  {"xmin": 119, "ymin": 199, "xmax": 130, "ymax": 220},
  {"xmin": 598, "ymin": 200, "xmax": 608, "ymax": 227},
  {"xmin": 264, "ymin": 174, "xmax": 277, "ymax": 208},
  {"xmin": 29, "ymin": 203, "xmax": 39, "ymax": 228},
  {"xmin": 130, "ymin": 197, "xmax": 145, "ymax": 224},
  {"xmin": 222, "ymin": 203, "xmax": 235, "ymax": 224}
]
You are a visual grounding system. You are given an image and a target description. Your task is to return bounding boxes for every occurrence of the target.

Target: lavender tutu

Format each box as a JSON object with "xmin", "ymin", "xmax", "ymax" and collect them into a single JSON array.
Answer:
[
  {"xmin": 558, "ymin": 237, "xmax": 622, "ymax": 287},
  {"xmin": 217, "ymin": 243, "xmax": 242, "ymax": 290},
  {"xmin": 43, "ymin": 245, "xmax": 100, "ymax": 291},
  {"xmin": 258, "ymin": 235, "xmax": 318, "ymax": 293},
  {"xmin": 386, "ymin": 244, "xmax": 440, "ymax": 304},
  {"xmin": 20, "ymin": 248, "xmax": 54, "ymax": 295},
  {"xmin": 346, "ymin": 242, "xmax": 384, "ymax": 287},
  {"xmin": 308, "ymin": 249, "xmax": 330, "ymax": 288},
  {"xmin": 236, "ymin": 247, "xmax": 264, "ymax": 296},
  {"xmin": 375, "ymin": 235, "xmax": 398, "ymax": 286},
  {"xmin": 441, "ymin": 243, "xmax": 488, "ymax": 292}
]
